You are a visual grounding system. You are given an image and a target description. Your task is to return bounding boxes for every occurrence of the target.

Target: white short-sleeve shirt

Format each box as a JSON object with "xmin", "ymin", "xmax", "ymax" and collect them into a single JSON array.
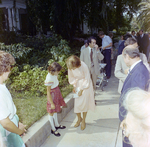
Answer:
[
  {"xmin": 102, "ymin": 35, "xmax": 112, "ymax": 49},
  {"xmin": 0, "ymin": 84, "xmax": 16, "ymax": 120},
  {"xmin": 44, "ymin": 73, "xmax": 59, "ymax": 89}
]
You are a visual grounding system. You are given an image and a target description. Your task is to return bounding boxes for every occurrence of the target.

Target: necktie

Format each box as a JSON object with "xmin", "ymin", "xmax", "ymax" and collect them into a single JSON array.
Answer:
[{"xmin": 90, "ymin": 49, "xmax": 93, "ymax": 63}]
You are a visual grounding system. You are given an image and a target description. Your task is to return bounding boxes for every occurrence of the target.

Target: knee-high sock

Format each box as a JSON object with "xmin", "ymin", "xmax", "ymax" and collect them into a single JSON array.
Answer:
[
  {"xmin": 48, "ymin": 115, "xmax": 56, "ymax": 131},
  {"xmin": 53, "ymin": 113, "xmax": 60, "ymax": 127}
]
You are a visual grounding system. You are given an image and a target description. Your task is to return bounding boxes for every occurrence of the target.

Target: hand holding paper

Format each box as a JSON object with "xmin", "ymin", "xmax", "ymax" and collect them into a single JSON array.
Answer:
[{"xmin": 73, "ymin": 87, "xmax": 80, "ymax": 98}]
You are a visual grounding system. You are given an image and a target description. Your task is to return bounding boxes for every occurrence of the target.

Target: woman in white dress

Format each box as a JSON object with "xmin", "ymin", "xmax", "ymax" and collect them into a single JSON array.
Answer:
[
  {"xmin": 0, "ymin": 51, "xmax": 26, "ymax": 147},
  {"xmin": 66, "ymin": 55, "xmax": 95, "ymax": 130}
]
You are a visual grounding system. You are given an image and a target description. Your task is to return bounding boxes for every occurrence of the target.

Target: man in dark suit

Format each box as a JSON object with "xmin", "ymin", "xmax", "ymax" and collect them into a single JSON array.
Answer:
[
  {"xmin": 119, "ymin": 44, "xmax": 149, "ymax": 147},
  {"xmin": 137, "ymin": 29, "xmax": 149, "ymax": 59},
  {"xmin": 118, "ymin": 33, "xmax": 132, "ymax": 55},
  {"xmin": 131, "ymin": 30, "xmax": 137, "ymax": 40}
]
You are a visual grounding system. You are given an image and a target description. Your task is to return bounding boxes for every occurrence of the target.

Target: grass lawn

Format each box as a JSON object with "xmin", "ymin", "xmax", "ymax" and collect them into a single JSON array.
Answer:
[{"xmin": 11, "ymin": 84, "xmax": 73, "ymax": 129}]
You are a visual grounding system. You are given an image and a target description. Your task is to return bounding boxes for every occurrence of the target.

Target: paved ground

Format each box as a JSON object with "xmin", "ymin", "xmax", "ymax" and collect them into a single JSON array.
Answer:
[{"xmin": 41, "ymin": 74, "xmax": 122, "ymax": 147}]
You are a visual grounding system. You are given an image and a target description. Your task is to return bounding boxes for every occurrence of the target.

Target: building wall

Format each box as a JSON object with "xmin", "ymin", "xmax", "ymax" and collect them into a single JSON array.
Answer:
[
  {"xmin": 0, "ymin": 0, "xmax": 26, "ymax": 31},
  {"xmin": 0, "ymin": 0, "xmax": 26, "ymax": 9}
]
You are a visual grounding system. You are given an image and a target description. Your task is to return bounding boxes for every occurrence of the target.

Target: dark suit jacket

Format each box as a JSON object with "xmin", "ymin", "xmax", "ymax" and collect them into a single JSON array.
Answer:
[
  {"xmin": 119, "ymin": 61, "xmax": 149, "ymax": 122},
  {"xmin": 137, "ymin": 34, "xmax": 149, "ymax": 55},
  {"xmin": 118, "ymin": 40, "xmax": 125, "ymax": 55}
]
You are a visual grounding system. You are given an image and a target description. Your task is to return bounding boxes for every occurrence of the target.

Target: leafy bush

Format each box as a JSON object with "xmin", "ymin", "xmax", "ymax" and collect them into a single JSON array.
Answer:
[
  {"xmin": 8, "ymin": 61, "xmax": 69, "ymax": 97},
  {"xmin": 8, "ymin": 65, "xmax": 47, "ymax": 96},
  {"xmin": 0, "ymin": 33, "xmax": 73, "ymax": 97},
  {"xmin": 23, "ymin": 35, "xmax": 71, "ymax": 67},
  {"xmin": 0, "ymin": 43, "xmax": 32, "ymax": 64}
]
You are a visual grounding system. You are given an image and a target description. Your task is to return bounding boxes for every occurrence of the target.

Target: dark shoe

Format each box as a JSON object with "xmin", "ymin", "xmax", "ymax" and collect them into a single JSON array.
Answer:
[
  {"xmin": 107, "ymin": 76, "xmax": 110, "ymax": 79},
  {"xmin": 51, "ymin": 129, "xmax": 61, "ymax": 137},
  {"xmin": 55, "ymin": 125, "xmax": 66, "ymax": 130}
]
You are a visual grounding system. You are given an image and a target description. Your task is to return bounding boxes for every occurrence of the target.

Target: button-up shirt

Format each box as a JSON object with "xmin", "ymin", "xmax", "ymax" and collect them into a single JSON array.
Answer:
[
  {"xmin": 140, "ymin": 34, "xmax": 144, "ymax": 38},
  {"xmin": 102, "ymin": 35, "xmax": 112, "ymax": 50},
  {"xmin": 89, "ymin": 46, "xmax": 92, "ymax": 54}
]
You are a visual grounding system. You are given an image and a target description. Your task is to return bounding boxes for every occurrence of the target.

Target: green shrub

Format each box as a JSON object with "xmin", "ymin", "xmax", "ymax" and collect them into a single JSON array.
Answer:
[
  {"xmin": 8, "ymin": 61, "xmax": 69, "ymax": 97},
  {"xmin": 49, "ymin": 39, "xmax": 71, "ymax": 61},
  {"xmin": 0, "ymin": 43, "xmax": 32, "ymax": 64},
  {"xmin": 0, "ymin": 34, "xmax": 72, "ymax": 97},
  {"xmin": 8, "ymin": 65, "xmax": 47, "ymax": 96}
]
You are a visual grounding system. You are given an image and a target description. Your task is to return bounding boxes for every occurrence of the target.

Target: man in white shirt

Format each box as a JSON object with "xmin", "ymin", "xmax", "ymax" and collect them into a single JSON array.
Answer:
[
  {"xmin": 98, "ymin": 31, "xmax": 112, "ymax": 79},
  {"xmin": 80, "ymin": 36, "xmax": 104, "ymax": 90}
]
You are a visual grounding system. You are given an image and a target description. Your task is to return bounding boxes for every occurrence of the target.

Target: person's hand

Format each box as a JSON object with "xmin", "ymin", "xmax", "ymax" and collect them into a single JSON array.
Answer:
[
  {"xmin": 120, "ymin": 119, "xmax": 129, "ymax": 137},
  {"xmin": 120, "ymin": 119, "xmax": 126, "ymax": 130},
  {"xmin": 95, "ymin": 44, "xmax": 99, "ymax": 50},
  {"xmin": 78, "ymin": 90, "xmax": 83, "ymax": 96},
  {"xmin": 124, "ymin": 68, "xmax": 129, "ymax": 75},
  {"xmin": 111, "ymin": 48, "xmax": 113, "ymax": 53},
  {"xmin": 51, "ymin": 103, "xmax": 55, "ymax": 109},
  {"xmin": 18, "ymin": 122, "xmax": 26, "ymax": 136},
  {"xmin": 103, "ymin": 46, "xmax": 106, "ymax": 50},
  {"xmin": 72, "ymin": 88, "xmax": 76, "ymax": 93}
]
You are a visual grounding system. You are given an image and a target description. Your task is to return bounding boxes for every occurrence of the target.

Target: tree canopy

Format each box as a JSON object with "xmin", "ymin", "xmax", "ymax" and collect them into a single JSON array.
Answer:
[
  {"xmin": 26, "ymin": 0, "xmax": 141, "ymax": 39},
  {"xmin": 137, "ymin": 0, "xmax": 150, "ymax": 32}
]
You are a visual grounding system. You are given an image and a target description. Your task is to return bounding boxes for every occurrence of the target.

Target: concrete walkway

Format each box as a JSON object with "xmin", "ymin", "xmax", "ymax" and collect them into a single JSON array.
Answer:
[{"xmin": 41, "ymin": 74, "xmax": 122, "ymax": 147}]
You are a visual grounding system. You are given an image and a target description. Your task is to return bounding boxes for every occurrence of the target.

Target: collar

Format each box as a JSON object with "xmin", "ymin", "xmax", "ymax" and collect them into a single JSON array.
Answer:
[
  {"xmin": 129, "ymin": 60, "xmax": 142, "ymax": 72},
  {"xmin": 141, "ymin": 34, "xmax": 144, "ymax": 38},
  {"xmin": 88, "ymin": 46, "xmax": 92, "ymax": 54},
  {"xmin": 102, "ymin": 35, "xmax": 106, "ymax": 39}
]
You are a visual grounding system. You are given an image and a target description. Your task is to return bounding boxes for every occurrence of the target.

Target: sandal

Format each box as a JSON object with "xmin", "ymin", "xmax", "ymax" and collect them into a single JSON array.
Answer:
[
  {"xmin": 55, "ymin": 125, "xmax": 66, "ymax": 130},
  {"xmin": 51, "ymin": 129, "xmax": 61, "ymax": 137},
  {"xmin": 74, "ymin": 118, "xmax": 82, "ymax": 127}
]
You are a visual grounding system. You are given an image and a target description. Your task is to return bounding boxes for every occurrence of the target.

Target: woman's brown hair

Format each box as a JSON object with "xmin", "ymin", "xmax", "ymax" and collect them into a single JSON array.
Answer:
[
  {"xmin": 48, "ymin": 62, "xmax": 62, "ymax": 75},
  {"xmin": 0, "ymin": 51, "xmax": 15, "ymax": 76},
  {"xmin": 66, "ymin": 55, "xmax": 81, "ymax": 69}
]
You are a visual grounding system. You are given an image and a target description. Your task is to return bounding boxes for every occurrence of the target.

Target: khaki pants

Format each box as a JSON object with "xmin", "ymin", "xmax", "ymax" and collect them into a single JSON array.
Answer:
[{"xmin": 90, "ymin": 66, "xmax": 97, "ymax": 90}]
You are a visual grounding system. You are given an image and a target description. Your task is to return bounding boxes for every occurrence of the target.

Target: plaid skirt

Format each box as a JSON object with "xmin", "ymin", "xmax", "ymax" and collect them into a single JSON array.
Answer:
[{"xmin": 47, "ymin": 86, "xmax": 66, "ymax": 113}]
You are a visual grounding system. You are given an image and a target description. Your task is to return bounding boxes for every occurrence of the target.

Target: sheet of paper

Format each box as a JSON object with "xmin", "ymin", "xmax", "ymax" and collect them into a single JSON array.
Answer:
[{"xmin": 73, "ymin": 87, "xmax": 80, "ymax": 98}]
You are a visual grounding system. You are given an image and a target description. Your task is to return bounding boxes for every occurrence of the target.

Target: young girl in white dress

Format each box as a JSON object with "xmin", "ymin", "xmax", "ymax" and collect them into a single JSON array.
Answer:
[{"xmin": 44, "ymin": 62, "xmax": 66, "ymax": 137}]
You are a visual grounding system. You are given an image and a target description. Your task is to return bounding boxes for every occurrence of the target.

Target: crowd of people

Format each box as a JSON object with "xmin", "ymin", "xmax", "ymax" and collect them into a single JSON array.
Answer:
[
  {"xmin": 80, "ymin": 30, "xmax": 150, "ymax": 147},
  {"xmin": 115, "ymin": 30, "xmax": 150, "ymax": 147},
  {"xmin": 0, "ymin": 29, "xmax": 150, "ymax": 147}
]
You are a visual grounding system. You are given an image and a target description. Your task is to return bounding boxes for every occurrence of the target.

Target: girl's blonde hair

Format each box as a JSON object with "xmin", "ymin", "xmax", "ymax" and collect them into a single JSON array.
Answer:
[
  {"xmin": 66, "ymin": 55, "xmax": 81, "ymax": 69},
  {"xmin": 123, "ymin": 88, "xmax": 150, "ymax": 147}
]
